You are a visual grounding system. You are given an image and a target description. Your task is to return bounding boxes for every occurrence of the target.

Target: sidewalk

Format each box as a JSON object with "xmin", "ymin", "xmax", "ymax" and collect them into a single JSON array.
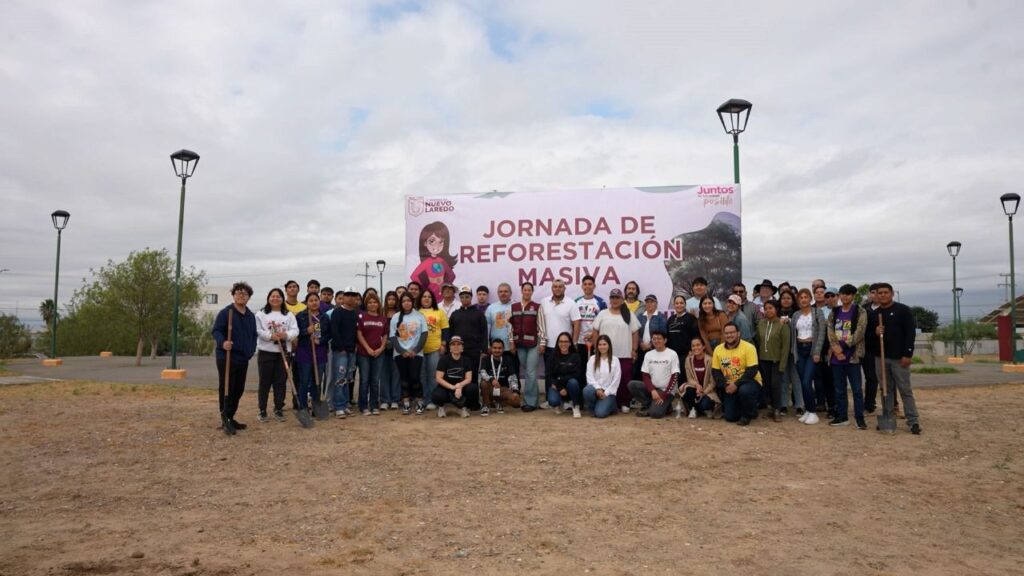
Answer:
[{"xmin": 4, "ymin": 356, "xmax": 1024, "ymax": 389}]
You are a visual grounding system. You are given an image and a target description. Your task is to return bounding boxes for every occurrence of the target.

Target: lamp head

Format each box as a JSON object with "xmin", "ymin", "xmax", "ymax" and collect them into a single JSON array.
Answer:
[
  {"xmin": 376, "ymin": 259, "xmax": 386, "ymax": 273},
  {"xmin": 946, "ymin": 241, "xmax": 961, "ymax": 258},
  {"xmin": 51, "ymin": 210, "xmax": 70, "ymax": 231},
  {"xmin": 170, "ymin": 149, "xmax": 200, "ymax": 179},
  {"xmin": 716, "ymin": 98, "xmax": 753, "ymax": 135},
  {"xmin": 1001, "ymin": 192, "xmax": 1020, "ymax": 217}
]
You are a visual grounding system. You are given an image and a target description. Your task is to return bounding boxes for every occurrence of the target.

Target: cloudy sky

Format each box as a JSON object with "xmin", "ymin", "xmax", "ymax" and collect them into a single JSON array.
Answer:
[{"xmin": 2, "ymin": 0, "xmax": 1021, "ymax": 326}]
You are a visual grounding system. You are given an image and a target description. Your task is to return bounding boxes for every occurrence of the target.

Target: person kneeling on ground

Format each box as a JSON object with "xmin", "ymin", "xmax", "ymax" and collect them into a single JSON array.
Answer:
[
  {"xmin": 431, "ymin": 336, "xmax": 479, "ymax": 418},
  {"xmin": 478, "ymin": 339, "xmax": 522, "ymax": 415},
  {"xmin": 679, "ymin": 337, "xmax": 720, "ymax": 419},
  {"xmin": 711, "ymin": 322, "xmax": 762, "ymax": 426},
  {"xmin": 545, "ymin": 332, "xmax": 583, "ymax": 417},
  {"xmin": 627, "ymin": 330, "xmax": 679, "ymax": 419},
  {"xmin": 583, "ymin": 335, "xmax": 621, "ymax": 418}
]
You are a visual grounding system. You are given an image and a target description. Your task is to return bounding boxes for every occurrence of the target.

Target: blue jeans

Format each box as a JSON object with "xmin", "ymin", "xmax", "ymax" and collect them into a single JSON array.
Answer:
[
  {"xmin": 796, "ymin": 342, "xmax": 817, "ymax": 413},
  {"xmin": 832, "ymin": 363, "xmax": 864, "ymax": 422},
  {"xmin": 582, "ymin": 385, "xmax": 617, "ymax": 418},
  {"xmin": 718, "ymin": 380, "xmax": 760, "ymax": 422},
  {"xmin": 547, "ymin": 378, "xmax": 581, "ymax": 407},
  {"xmin": 330, "ymin": 349, "xmax": 356, "ymax": 411},
  {"xmin": 295, "ymin": 361, "xmax": 326, "ymax": 410},
  {"xmin": 420, "ymin": 351, "xmax": 440, "ymax": 405},
  {"xmin": 380, "ymin": 349, "xmax": 400, "ymax": 404},
  {"xmin": 517, "ymin": 346, "xmax": 540, "ymax": 407},
  {"xmin": 357, "ymin": 354, "xmax": 383, "ymax": 411}
]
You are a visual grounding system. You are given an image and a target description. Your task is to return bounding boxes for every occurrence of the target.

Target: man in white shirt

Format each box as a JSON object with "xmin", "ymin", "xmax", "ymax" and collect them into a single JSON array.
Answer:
[
  {"xmin": 539, "ymin": 279, "xmax": 581, "ymax": 408},
  {"xmin": 574, "ymin": 274, "xmax": 606, "ymax": 383},
  {"xmin": 627, "ymin": 330, "xmax": 679, "ymax": 419}
]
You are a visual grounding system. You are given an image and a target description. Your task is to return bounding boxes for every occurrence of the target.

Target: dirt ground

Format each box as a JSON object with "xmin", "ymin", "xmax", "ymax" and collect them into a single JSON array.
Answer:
[{"xmin": 1, "ymin": 381, "xmax": 1022, "ymax": 576}]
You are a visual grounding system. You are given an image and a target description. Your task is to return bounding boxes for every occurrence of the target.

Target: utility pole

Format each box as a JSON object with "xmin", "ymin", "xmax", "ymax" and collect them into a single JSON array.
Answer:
[
  {"xmin": 998, "ymin": 273, "xmax": 1012, "ymax": 304},
  {"xmin": 355, "ymin": 262, "xmax": 376, "ymax": 292}
]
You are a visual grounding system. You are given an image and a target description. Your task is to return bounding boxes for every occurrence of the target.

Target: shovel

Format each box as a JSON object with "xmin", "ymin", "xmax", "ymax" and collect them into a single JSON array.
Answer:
[
  {"xmin": 876, "ymin": 313, "xmax": 897, "ymax": 433},
  {"xmin": 311, "ymin": 321, "xmax": 331, "ymax": 421},
  {"xmin": 280, "ymin": 339, "xmax": 313, "ymax": 428}
]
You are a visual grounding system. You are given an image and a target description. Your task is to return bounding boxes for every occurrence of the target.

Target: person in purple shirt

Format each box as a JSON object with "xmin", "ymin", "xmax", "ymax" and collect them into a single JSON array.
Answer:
[{"xmin": 295, "ymin": 292, "xmax": 332, "ymax": 425}]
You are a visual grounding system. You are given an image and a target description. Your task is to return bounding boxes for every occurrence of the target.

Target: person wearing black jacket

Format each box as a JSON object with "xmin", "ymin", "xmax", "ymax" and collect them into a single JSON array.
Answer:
[
  {"xmin": 545, "ymin": 332, "xmax": 583, "ymax": 417},
  {"xmin": 448, "ymin": 286, "xmax": 489, "ymax": 379},
  {"xmin": 667, "ymin": 295, "xmax": 699, "ymax": 361},
  {"xmin": 329, "ymin": 286, "xmax": 360, "ymax": 417},
  {"xmin": 866, "ymin": 283, "xmax": 921, "ymax": 434},
  {"xmin": 211, "ymin": 282, "xmax": 258, "ymax": 436}
]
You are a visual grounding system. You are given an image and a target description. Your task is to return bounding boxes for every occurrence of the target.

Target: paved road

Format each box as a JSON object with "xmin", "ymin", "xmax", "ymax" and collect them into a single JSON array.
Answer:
[{"xmin": 5, "ymin": 356, "xmax": 1023, "ymax": 389}]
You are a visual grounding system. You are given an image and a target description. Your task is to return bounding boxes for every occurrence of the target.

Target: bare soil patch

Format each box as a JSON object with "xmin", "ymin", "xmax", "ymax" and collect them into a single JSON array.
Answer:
[{"xmin": 1, "ymin": 381, "xmax": 1022, "ymax": 575}]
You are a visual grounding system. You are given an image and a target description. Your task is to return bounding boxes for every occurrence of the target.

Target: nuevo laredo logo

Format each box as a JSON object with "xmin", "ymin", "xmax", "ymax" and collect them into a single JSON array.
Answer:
[{"xmin": 407, "ymin": 196, "xmax": 425, "ymax": 217}]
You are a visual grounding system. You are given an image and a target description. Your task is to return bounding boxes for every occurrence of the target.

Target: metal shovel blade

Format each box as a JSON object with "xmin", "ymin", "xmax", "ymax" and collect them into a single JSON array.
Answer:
[
  {"xmin": 295, "ymin": 408, "xmax": 314, "ymax": 429},
  {"xmin": 877, "ymin": 407, "xmax": 897, "ymax": 433},
  {"xmin": 313, "ymin": 399, "xmax": 330, "ymax": 421}
]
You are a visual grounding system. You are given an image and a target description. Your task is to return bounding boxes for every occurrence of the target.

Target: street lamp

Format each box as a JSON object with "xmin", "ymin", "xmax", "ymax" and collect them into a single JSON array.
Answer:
[
  {"xmin": 45, "ymin": 210, "xmax": 70, "ymax": 366},
  {"xmin": 376, "ymin": 260, "xmax": 386, "ymax": 302},
  {"xmin": 716, "ymin": 98, "xmax": 753, "ymax": 184},
  {"xmin": 954, "ymin": 287, "xmax": 964, "ymax": 351},
  {"xmin": 946, "ymin": 241, "xmax": 962, "ymax": 357},
  {"xmin": 1001, "ymin": 192, "xmax": 1020, "ymax": 365},
  {"xmin": 163, "ymin": 149, "xmax": 199, "ymax": 380}
]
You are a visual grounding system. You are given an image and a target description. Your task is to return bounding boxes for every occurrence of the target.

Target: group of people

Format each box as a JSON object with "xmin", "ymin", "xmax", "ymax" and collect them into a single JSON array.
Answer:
[{"xmin": 209, "ymin": 274, "xmax": 921, "ymax": 436}]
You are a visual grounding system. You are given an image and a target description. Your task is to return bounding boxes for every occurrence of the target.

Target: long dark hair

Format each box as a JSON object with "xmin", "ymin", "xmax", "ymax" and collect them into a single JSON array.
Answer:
[
  {"xmin": 418, "ymin": 289, "xmax": 438, "ymax": 310},
  {"xmin": 418, "ymin": 221, "xmax": 457, "ymax": 269},
  {"xmin": 394, "ymin": 293, "xmax": 416, "ymax": 337},
  {"xmin": 592, "ymin": 334, "xmax": 614, "ymax": 375},
  {"xmin": 263, "ymin": 288, "xmax": 287, "ymax": 315},
  {"xmin": 555, "ymin": 332, "xmax": 574, "ymax": 356},
  {"xmin": 384, "ymin": 290, "xmax": 399, "ymax": 316}
]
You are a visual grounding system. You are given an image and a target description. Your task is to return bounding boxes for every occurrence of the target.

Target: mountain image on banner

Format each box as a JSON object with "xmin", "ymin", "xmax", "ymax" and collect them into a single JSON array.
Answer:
[{"xmin": 664, "ymin": 212, "xmax": 741, "ymax": 303}]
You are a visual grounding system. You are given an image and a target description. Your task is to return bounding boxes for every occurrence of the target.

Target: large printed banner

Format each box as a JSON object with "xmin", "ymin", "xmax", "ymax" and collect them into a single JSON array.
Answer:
[{"xmin": 405, "ymin": 185, "xmax": 741, "ymax": 303}]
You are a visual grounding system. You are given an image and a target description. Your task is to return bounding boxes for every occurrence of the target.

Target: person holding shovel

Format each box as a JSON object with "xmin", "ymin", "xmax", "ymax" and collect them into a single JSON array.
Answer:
[
  {"xmin": 295, "ymin": 292, "xmax": 331, "ymax": 421},
  {"xmin": 866, "ymin": 283, "xmax": 921, "ymax": 435},
  {"xmin": 211, "ymin": 282, "xmax": 257, "ymax": 436},
  {"xmin": 255, "ymin": 288, "xmax": 298, "ymax": 422}
]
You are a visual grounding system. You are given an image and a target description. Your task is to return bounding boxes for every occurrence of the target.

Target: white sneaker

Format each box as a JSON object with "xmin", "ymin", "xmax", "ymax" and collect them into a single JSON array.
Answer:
[
  {"xmin": 798, "ymin": 412, "xmax": 809, "ymax": 423},
  {"xmin": 390, "ymin": 402, "xmax": 400, "ymax": 410},
  {"xmin": 379, "ymin": 402, "xmax": 388, "ymax": 411},
  {"xmin": 540, "ymin": 401, "xmax": 551, "ymax": 410},
  {"xmin": 438, "ymin": 406, "xmax": 447, "ymax": 418},
  {"xmin": 553, "ymin": 405, "xmax": 562, "ymax": 415},
  {"xmin": 572, "ymin": 406, "xmax": 581, "ymax": 418},
  {"xmin": 460, "ymin": 407, "xmax": 470, "ymax": 418},
  {"xmin": 621, "ymin": 405, "xmax": 630, "ymax": 414},
  {"xmin": 426, "ymin": 403, "xmax": 437, "ymax": 410},
  {"xmin": 335, "ymin": 410, "xmax": 346, "ymax": 419},
  {"xmin": 688, "ymin": 408, "xmax": 697, "ymax": 419},
  {"xmin": 804, "ymin": 412, "xmax": 820, "ymax": 425}
]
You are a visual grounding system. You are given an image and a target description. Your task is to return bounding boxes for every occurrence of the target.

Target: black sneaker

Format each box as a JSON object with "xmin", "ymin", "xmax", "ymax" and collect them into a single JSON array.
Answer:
[
  {"xmin": 910, "ymin": 423, "xmax": 921, "ymax": 435},
  {"xmin": 257, "ymin": 410, "xmax": 268, "ymax": 423},
  {"xmin": 636, "ymin": 408, "xmax": 649, "ymax": 417},
  {"xmin": 855, "ymin": 419, "xmax": 867, "ymax": 430},
  {"xmin": 865, "ymin": 405, "xmax": 876, "ymax": 414},
  {"xmin": 795, "ymin": 407, "xmax": 805, "ymax": 417},
  {"xmin": 273, "ymin": 409, "xmax": 286, "ymax": 422},
  {"xmin": 521, "ymin": 405, "xmax": 537, "ymax": 413},
  {"xmin": 230, "ymin": 419, "xmax": 247, "ymax": 430},
  {"xmin": 829, "ymin": 418, "xmax": 849, "ymax": 427},
  {"xmin": 221, "ymin": 417, "xmax": 236, "ymax": 436},
  {"xmin": 738, "ymin": 417, "xmax": 750, "ymax": 426}
]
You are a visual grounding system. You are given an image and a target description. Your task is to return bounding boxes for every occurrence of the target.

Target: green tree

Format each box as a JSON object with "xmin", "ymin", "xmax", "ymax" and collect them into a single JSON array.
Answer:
[
  {"xmin": 38, "ymin": 299, "xmax": 55, "ymax": 327},
  {"xmin": 856, "ymin": 283, "xmax": 871, "ymax": 305},
  {"xmin": 933, "ymin": 320, "xmax": 997, "ymax": 355},
  {"xmin": 0, "ymin": 313, "xmax": 32, "ymax": 358},
  {"xmin": 62, "ymin": 248, "xmax": 206, "ymax": 365},
  {"xmin": 910, "ymin": 306, "xmax": 940, "ymax": 333}
]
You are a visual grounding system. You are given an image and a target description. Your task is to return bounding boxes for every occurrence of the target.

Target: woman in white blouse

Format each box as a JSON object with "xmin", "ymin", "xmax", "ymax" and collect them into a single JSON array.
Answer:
[{"xmin": 583, "ymin": 335, "xmax": 621, "ymax": 418}]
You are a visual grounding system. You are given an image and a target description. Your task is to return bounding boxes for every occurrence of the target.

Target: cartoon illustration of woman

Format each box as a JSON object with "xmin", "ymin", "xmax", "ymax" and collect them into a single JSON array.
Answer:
[{"xmin": 411, "ymin": 221, "xmax": 457, "ymax": 301}]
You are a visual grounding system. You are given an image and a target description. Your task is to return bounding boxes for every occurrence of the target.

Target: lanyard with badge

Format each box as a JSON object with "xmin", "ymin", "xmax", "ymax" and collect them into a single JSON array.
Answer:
[{"xmin": 490, "ymin": 355, "xmax": 503, "ymax": 396}]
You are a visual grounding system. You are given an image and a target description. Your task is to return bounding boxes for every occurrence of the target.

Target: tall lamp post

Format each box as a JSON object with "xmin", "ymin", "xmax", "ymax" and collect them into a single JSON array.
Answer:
[
  {"xmin": 376, "ymin": 260, "xmax": 386, "ymax": 301},
  {"xmin": 162, "ymin": 149, "xmax": 199, "ymax": 380},
  {"xmin": 946, "ymin": 241, "xmax": 962, "ymax": 358},
  {"xmin": 44, "ymin": 210, "xmax": 70, "ymax": 366},
  {"xmin": 954, "ymin": 287, "xmax": 964, "ymax": 353},
  {"xmin": 1001, "ymin": 193, "xmax": 1020, "ymax": 366},
  {"xmin": 716, "ymin": 98, "xmax": 753, "ymax": 184}
]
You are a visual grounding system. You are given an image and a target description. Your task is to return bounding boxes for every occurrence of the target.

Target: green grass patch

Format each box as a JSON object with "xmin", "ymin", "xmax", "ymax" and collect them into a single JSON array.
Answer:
[
  {"xmin": 911, "ymin": 366, "xmax": 960, "ymax": 374},
  {"xmin": 911, "ymin": 356, "xmax": 924, "ymax": 364}
]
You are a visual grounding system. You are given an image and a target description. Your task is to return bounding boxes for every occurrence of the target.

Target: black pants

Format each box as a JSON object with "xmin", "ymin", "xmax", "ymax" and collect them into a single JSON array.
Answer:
[
  {"xmin": 431, "ymin": 382, "xmax": 481, "ymax": 410},
  {"xmin": 634, "ymin": 346, "xmax": 649, "ymax": 380},
  {"xmin": 759, "ymin": 360, "xmax": 782, "ymax": 409},
  {"xmin": 815, "ymin": 357, "xmax": 835, "ymax": 412},
  {"xmin": 257, "ymin": 350, "xmax": 287, "ymax": 413},
  {"xmin": 575, "ymin": 343, "xmax": 592, "ymax": 385},
  {"xmin": 862, "ymin": 350, "xmax": 878, "ymax": 410},
  {"xmin": 395, "ymin": 355, "xmax": 423, "ymax": 400},
  {"xmin": 216, "ymin": 356, "xmax": 248, "ymax": 420}
]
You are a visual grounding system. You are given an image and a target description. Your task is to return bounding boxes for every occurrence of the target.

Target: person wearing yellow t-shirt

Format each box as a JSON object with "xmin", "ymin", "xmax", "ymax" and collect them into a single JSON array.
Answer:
[
  {"xmin": 623, "ymin": 280, "xmax": 642, "ymax": 314},
  {"xmin": 418, "ymin": 290, "xmax": 450, "ymax": 409},
  {"xmin": 711, "ymin": 321, "xmax": 762, "ymax": 426},
  {"xmin": 283, "ymin": 280, "xmax": 307, "ymax": 315}
]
